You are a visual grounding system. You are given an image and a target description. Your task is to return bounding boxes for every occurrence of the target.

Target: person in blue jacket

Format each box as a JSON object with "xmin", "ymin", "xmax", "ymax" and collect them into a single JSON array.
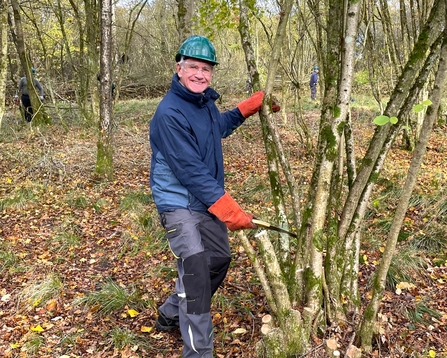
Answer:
[
  {"xmin": 309, "ymin": 65, "xmax": 319, "ymax": 100},
  {"xmin": 149, "ymin": 35, "xmax": 279, "ymax": 358}
]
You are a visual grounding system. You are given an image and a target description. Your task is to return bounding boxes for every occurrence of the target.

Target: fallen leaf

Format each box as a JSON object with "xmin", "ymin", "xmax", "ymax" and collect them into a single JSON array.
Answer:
[
  {"xmin": 127, "ymin": 309, "xmax": 139, "ymax": 317},
  {"xmin": 232, "ymin": 327, "xmax": 247, "ymax": 335},
  {"xmin": 31, "ymin": 325, "xmax": 44, "ymax": 332},
  {"xmin": 1, "ymin": 294, "xmax": 11, "ymax": 302},
  {"xmin": 47, "ymin": 300, "xmax": 57, "ymax": 311}
]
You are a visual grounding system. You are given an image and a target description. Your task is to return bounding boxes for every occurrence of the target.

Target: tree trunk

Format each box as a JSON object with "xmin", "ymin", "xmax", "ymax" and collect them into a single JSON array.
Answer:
[
  {"xmin": 177, "ymin": 0, "xmax": 194, "ymax": 42},
  {"xmin": 84, "ymin": 0, "xmax": 100, "ymax": 124},
  {"xmin": 338, "ymin": 0, "xmax": 445, "ymax": 242},
  {"xmin": 10, "ymin": 0, "xmax": 51, "ymax": 125},
  {"xmin": 96, "ymin": 0, "xmax": 114, "ymax": 180},
  {"xmin": 238, "ymin": 0, "xmax": 293, "ymax": 270},
  {"xmin": 0, "ymin": 0, "xmax": 8, "ymax": 129},
  {"xmin": 237, "ymin": 0, "xmax": 308, "ymax": 354},
  {"xmin": 359, "ymin": 27, "xmax": 447, "ymax": 352}
]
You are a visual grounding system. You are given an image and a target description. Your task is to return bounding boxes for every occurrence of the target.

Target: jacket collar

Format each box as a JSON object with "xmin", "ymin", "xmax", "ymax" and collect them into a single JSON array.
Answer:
[{"xmin": 170, "ymin": 74, "xmax": 220, "ymax": 107}]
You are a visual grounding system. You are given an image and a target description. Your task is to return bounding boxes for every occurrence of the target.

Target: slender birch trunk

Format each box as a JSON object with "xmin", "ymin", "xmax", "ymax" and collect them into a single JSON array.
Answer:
[{"xmin": 359, "ymin": 27, "xmax": 447, "ymax": 352}]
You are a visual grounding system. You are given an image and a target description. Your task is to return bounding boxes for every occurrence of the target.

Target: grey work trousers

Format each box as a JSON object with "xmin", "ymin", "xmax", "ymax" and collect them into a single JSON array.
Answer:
[{"xmin": 159, "ymin": 209, "xmax": 231, "ymax": 358}]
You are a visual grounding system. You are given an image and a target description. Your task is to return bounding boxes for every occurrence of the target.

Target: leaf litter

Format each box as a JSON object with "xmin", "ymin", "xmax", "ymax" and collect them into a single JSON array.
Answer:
[{"xmin": 0, "ymin": 106, "xmax": 446, "ymax": 357}]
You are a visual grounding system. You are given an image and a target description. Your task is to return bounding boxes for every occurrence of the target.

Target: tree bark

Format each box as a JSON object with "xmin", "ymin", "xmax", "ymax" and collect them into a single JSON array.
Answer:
[
  {"xmin": 84, "ymin": 0, "xmax": 100, "ymax": 123},
  {"xmin": 238, "ymin": 0, "xmax": 293, "ymax": 269},
  {"xmin": 177, "ymin": 0, "xmax": 194, "ymax": 42},
  {"xmin": 96, "ymin": 0, "xmax": 114, "ymax": 180},
  {"xmin": 0, "ymin": 0, "xmax": 8, "ymax": 129}
]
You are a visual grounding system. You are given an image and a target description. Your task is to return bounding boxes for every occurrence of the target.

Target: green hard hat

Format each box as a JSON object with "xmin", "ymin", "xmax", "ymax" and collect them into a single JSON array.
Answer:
[
  {"xmin": 175, "ymin": 35, "xmax": 218, "ymax": 65},
  {"xmin": 31, "ymin": 67, "xmax": 36, "ymax": 75},
  {"xmin": 313, "ymin": 65, "xmax": 319, "ymax": 70}
]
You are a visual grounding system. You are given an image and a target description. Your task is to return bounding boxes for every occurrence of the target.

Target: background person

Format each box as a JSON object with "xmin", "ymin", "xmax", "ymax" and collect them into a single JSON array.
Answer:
[
  {"xmin": 15, "ymin": 67, "xmax": 44, "ymax": 122},
  {"xmin": 149, "ymin": 35, "xmax": 279, "ymax": 358},
  {"xmin": 309, "ymin": 65, "xmax": 319, "ymax": 100}
]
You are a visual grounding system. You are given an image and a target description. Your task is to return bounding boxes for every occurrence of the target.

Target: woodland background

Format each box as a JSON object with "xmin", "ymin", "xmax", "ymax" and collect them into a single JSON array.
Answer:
[{"xmin": 1, "ymin": 0, "xmax": 447, "ymax": 357}]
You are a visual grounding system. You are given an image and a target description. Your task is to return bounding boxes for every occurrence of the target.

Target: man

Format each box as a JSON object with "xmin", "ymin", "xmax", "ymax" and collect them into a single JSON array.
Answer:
[
  {"xmin": 309, "ymin": 65, "xmax": 319, "ymax": 100},
  {"xmin": 15, "ymin": 67, "xmax": 44, "ymax": 122},
  {"xmin": 149, "ymin": 35, "xmax": 279, "ymax": 358}
]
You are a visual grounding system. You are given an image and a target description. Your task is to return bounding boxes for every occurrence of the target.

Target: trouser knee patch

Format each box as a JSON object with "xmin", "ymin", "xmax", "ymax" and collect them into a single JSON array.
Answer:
[{"xmin": 183, "ymin": 252, "xmax": 211, "ymax": 315}]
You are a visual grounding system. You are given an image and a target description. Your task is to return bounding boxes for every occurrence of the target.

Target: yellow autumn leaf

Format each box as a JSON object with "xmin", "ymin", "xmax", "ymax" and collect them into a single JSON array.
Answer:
[
  {"xmin": 429, "ymin": 350, "xmax": 436, "ymax": 357},
  {"xmin": 10, "ymin": 343, "xmax": 20, "ymax": 349},
  {"xmin": 141, "ymin": 326, "xmax": 152, "ymax": 333},
  {"xmin": 127, "ymin": 309, "xmax": 139, "ymax": 317},
  {"xmin": 6, "ymin": 177, "xmax": 12, "ymax": 183},
  {"xmin": 31, "ymin": 325, "xmax": 44, "ymax": 332}
]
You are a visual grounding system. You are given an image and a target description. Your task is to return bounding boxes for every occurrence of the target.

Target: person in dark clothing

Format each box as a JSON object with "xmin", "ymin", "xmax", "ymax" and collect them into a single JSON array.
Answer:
[
  {"xmin": 149, "ymin": 35, "xmax": 279, "ymax": 358},
  {"xmin": 15, "ymin": 68, "xmax": 44, "ymax": 122},
  {"xmin": 310, "ymin": 65, "xmax": 319, "ymax": 100}
]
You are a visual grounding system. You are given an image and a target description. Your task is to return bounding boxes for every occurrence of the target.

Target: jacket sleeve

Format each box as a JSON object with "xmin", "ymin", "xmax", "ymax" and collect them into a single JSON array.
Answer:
[
  {"xmin": 218, "ymin": 107, "xmax": 247, "ymax": 138},
  {"xmin": 18, "ymin": 78, "xmax": 25, "ymax": 93},
  {"xmin": 34, "ymin": 80, "xmax": 44, "ymax": 96}
]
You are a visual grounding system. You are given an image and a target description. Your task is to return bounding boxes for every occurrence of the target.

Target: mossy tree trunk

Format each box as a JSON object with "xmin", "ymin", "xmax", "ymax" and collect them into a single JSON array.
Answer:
[
  {"xmin": 238, "ymin": 0, "xmax": 293, "ymax": 269},
  {"xmin": 338, "ymin": 0, "xmax": 445, "ymax": 245},
  {"xmin": 358, "ymin": 24, "xmax": 447, "ymax": 352},
  {"xmin": 238, "ymin": 0, "xmax": 306, "ymax": 355},
  {"xmin": 176, "ymin": 0, "xmax": 194, "ymax": 42},
  {"xmin": 96, "ymin": 0, "xmax": 114, "ymax": 180},
  {"xmin": 0, "ymin": 0, "xmax": 8, "ymax": 130}
]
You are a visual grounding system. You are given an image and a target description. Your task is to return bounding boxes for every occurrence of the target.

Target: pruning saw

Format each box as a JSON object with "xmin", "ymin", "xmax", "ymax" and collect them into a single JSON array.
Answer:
[{"xmin": 252, "ymin": 219, "xmax": 297, "ymax": 238}]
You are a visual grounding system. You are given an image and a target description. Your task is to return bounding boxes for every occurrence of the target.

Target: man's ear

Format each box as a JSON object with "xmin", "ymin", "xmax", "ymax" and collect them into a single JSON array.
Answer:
[{"xmin": 176, "ymin": 63, "xmax": 183, "ymax": 78}]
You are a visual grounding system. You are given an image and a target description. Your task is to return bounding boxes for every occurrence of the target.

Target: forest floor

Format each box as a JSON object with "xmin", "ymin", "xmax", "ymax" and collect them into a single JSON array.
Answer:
[{"xmin": 0, "ymin": 98, "xmax": 447, "ymax": 358}]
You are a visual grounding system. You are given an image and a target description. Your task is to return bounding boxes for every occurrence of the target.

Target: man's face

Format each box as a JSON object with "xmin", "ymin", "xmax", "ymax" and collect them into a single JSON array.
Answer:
[{"xmin": 177, "ymin": 59, "xmax": 214, "ymax": 93}]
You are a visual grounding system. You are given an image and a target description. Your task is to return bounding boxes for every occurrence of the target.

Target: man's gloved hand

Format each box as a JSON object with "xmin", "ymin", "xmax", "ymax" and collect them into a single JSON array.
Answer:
[
  {"xmin": 237, "ymin": 91, "xmax": 264, "ymax": 118},
  {"xmin": 208, "ymin": 192, "xmax": 257, "ymax": 231},
  {"xmin": 271, "ymin": 100, "xmax": 281, "ymax": 112},
  {"xmin": 40, "ymin": 96, "xmax": 44, "ymax": 101},
  {"xmin": 237, "ymin": 91, "xmax": 281, "ymax": 118}
]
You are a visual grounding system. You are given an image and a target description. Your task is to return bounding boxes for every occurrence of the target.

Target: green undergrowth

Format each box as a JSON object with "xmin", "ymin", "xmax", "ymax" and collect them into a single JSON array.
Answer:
[
  {"xmin": 19, "ymin": 274, "xmax": 64, "ymax": 310},
  {"xmin": 74, "ymin": 278, "xmax": 147, "ymax": 315},
  {"xmin": 366, "ymin": 173, "xmax": 447, "ymax": 291}
]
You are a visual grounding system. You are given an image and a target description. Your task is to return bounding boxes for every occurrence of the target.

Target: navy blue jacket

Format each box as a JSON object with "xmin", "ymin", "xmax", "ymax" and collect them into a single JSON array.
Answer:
[
  {"xmin": 309, "ymin": 71, "xmax": 319, "ymax": 87},
  {"xmin": 150, "ymin": 74, "xmax": 246, "ymax": 214}
]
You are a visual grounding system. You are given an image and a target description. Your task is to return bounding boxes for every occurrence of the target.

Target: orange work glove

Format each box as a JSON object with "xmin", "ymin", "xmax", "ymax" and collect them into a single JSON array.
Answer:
[
  {"xmin": 271, "ymin": 100, "xmax": 281, "ymax": 113},
  {"xmin": 237, "ymin": 91, "xmax": 281, "ymax": 118},
  {"xmin": 208, "ymin": 192, "xmax": 257, "ymax": 231}
]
